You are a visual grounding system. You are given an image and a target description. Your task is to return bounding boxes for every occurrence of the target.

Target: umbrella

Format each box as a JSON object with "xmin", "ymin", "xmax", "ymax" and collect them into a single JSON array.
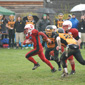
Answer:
[
  {"xmin": 70, "ymin": 4, "xmax": 85, "ymax": 12},
  {"xmin": 36, "ymin": 7, "xmax": 56, "ymax": 14},
  {"xmin": 23, "ymin": 15, "xmax": 39, "ymax": 23},
  {"xmin": 0, "ymin": 6, "xmax": 15, "ymax": 15}
]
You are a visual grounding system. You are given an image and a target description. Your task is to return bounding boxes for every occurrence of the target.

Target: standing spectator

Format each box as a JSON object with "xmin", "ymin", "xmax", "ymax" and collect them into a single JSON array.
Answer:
[
  {"xmin": 38, "ymin": 14, "xmax": 51, "ymax": 48},
  {"xmin": 25, "ymin": 14, "xmax": 36, "ymax": 27},
  {"xmin": 55, "ymin": 13, "xmax": 64, "ymax": 28},
  {"xmin": 70, "ymin": 14, "xmax": 79, "ymax": 29},
  {"xmin": 6, "ymin": 15, "xmax": 15, "ymax": 49},
  {"xmin": 78, "ymin": 15, "xmax": 85, "ymax": 49},
  {"xmin": 67, "ymin": 14, "xmax": 72, "ymax": 20},
  {"xmin": 0, "ymin": 14, "xmax": 3, "ymax": 39},
  {"xmin": 25, "ymin": 14, "xmax": 35, "ymax": 49},
  {"xmin": 14, "ymin": 16, "xmax": 25, "ymax": 49},
  {"xmin": 0, "ymin": 14, "xmax": 8, "ymax": 40},
  {"xmin": 38, "ymin": 14, "xmax": 51, "ymax": 32},
  {"xmin": 47, "ymin": 14, "xmax": 51, "ymax": 24}
]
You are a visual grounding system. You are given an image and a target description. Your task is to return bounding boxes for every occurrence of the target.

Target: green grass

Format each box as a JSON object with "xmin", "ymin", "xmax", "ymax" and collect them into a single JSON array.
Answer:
[{"xmin": 0, "ymin": 48, "xmax": 85, "ymax": 85}]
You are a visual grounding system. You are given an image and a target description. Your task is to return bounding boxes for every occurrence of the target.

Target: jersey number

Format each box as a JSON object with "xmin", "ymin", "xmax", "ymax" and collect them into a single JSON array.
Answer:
[{"xmin": 64, "ymin": 34, "xmax": 72, "ymax": 39}]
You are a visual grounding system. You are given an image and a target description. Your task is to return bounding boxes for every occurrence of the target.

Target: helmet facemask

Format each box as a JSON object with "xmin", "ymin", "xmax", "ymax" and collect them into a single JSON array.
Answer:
[
  {"xmin": 63, "ymin": 20, "xmax": 72, "ymax": 31},
  {"xmin": 25, "ymin": 24, "xmax": 34, "ymax": 33}
]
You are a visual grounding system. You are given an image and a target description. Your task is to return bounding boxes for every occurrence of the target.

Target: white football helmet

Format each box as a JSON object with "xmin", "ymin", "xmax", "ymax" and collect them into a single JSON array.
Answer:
[
  {"xmin": 24, "ymin": 24, "xmax": 34, "ymax": 33},
  {"xmin": 63, "ymin": 20, "xmax": 72, "ymax": 30},
  {"xmin": 52, "ymin": 25, "xmax": 57, "ymax": 31}
]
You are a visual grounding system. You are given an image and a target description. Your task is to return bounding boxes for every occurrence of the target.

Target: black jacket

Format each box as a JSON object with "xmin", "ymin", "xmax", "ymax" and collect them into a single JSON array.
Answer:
[
  {"xmin": 14, "ymin": 21, "xmax": 25, "ymax": 32},
  {"xmin": 78, "ymin": 19, "xmax": 85, "ymax": 33},
  {"xmin": 38, "ymin": 19, "xmax": 51, "ymax": 32}
]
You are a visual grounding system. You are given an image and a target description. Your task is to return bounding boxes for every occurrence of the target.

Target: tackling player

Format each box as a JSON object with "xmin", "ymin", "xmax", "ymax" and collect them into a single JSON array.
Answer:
[
  {"xmin": 62, "ymin": 20, "xmax": 81, "ymax": 74},
  {"xmin": 56, "ymin": 28, "xmax": 85, "ymax": 77},
  {"xmin": 23, "ymin": 24, "xmax": 56, "ymax": 72}
]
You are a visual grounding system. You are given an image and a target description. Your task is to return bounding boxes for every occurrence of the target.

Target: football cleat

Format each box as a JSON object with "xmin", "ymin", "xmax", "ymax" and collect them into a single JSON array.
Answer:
[
  {"xmin": 32, "ymin": 63, "xmax": 40, "ymax": 70},
  {"xmin": 61, "ymin": 72, "xmax": 68, "ymax": 77},
  {"xmin": 70, "ymin": 70, "xmax": 75, "ymax": 75},
  {"xmin": 51, "ymin": 68, "xmax": 57, "ymax": 73},
  {"xmin": 58, "ymin": 68, "xmax": 62, "ymax": 71}
]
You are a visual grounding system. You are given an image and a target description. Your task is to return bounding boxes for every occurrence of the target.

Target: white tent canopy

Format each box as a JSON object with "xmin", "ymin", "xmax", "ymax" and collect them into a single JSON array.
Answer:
[{"xmin": 70, "ymin": 4, "xmax": 85, "ymax": 12}]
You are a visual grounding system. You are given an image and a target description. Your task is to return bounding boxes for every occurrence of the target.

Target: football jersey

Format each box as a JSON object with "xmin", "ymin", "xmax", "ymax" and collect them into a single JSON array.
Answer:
[
  {"xmin": 58, "ymin": 33, "xmax": 77, "ymax": 47},
  {"xmin": 8, "ymin": 21, "xmax": 15, "ymax": 28},
  {"xmin": 57, "ymin": 20, "xmax": 64, "ymax": 28},
  {"xmin": 0, "ymin": 20, "xmax": 3, "ymax": 29},
  {"xmin": 44, "ymin": 32, "xmax": 56, "ymax": 48},
  {"xmin": 25, "ymin": 21, "xmax": 34, "ymax": 25}
]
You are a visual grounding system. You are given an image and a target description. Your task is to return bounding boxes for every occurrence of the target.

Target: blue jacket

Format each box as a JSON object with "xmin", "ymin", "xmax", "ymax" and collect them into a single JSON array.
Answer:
[{"xmin": 70, "ymin": 18, "xmax": 79, "ymax": 29}]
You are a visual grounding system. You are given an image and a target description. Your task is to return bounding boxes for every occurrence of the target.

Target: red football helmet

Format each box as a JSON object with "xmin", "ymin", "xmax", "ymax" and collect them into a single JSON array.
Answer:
[
  {"xmin": 63, "ymin": 20, "xmax": 72, "ymax": 30},
  {"xmin": 24, "ymin": 24, "xmax": 34, "ymax": 33}
]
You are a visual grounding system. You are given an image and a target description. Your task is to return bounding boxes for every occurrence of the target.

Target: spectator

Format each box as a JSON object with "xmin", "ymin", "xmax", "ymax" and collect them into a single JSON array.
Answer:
[
  {"xmin": 0, "ymin": 14, "xmax": 8, "ymax": 40},
  {"xmin": 70, "ymin": 13, "xmax": 79, "ymax": 29},
  {"xmin": 14, "ymin": 16, "xmax": 25, "ymax": 49},
  {"xmin": 25, "ymin": 14, "xmax": 36, "ymax": 27},
  {"xmin": 38, "ymin": 14, "xmax": 51, "ymax": 48},
  {"xmin": 55, "ymin": 13, "xmax": 64, "ymax": 28},
  {"xmin": 38, "ymin": 14, "xmax": 51, "ymax": 32},
  {"xmin": 6, "ymin": 15, "xmax": 15, "ymax": 49},
  {"xmin": 67, "ymin": 14, "xmax": 72, "ymax": 20},
  {"xmin": 78, "ymin": 15, "xmax": 85, "ymax": 49},
  {"xmin": 25, "ymin": 14, "xmax": 36, "ymax": 49},
  {"xmin": 47, "ymin": 14, "xmax": 51, "ymax": 24}
]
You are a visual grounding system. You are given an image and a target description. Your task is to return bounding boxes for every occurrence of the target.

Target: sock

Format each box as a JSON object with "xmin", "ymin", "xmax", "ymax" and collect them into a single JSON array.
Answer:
[
  {"xmin": 71, "ymin": 63, "xmax": 75, "ymax": 71},
  {"xmin": 28, "ymin": 57, "xmax": 37, "ymax": 64},
  {"xmin": 44, "ymin": 59, "xmax": 54, "ymax": 70},
  {"xmin": 38, "ymin": 52, "xmax": 54, "ymax": 70},
  {"xmin": 64, "ymin": 68, "xmax": 68, "ymax": 73},
  {"xmin": 55, "ymin": 60, "xmax": 61, "ymax": 68}
]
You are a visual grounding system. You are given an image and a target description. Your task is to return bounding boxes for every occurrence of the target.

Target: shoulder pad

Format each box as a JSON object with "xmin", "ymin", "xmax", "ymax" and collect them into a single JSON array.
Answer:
[{"xmin": 32, "ymin": 29, "xmax": 38, "ymax": 36}]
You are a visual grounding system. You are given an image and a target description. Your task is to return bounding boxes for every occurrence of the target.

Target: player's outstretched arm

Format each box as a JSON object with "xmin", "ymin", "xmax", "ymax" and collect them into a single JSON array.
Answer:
[{"xmin": 39, "ymin": 32, "xmax": 51, "ymax": 43}]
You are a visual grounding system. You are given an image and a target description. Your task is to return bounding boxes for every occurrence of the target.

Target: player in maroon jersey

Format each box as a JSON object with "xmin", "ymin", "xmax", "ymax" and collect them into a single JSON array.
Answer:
[
  {"xmin": 62, "ymin": 20, "xmax": 81, "ymax": 74},
  {"xmin": 24, "ymin": 24, "xmax": 56, "ymax": 72}
]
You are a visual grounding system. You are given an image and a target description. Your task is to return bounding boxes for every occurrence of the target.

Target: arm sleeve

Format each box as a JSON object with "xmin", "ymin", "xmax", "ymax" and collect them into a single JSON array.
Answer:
[
  {"xmin": 55, "ymin": 19, "xmax": 58, "ymax": 27},
  {"xmin": 38, "ymin": 21, "xmax": 41, "ymax": 31},
  {"xmin": 38, "ymin": 32, "xmax": 48, "ymax": 40},
  {"xmin": 73, "ymin": 29, "xmax": 80, "ymax": 40},
  {"xmin": 14, "ymin": 22, "xmax": 16, "ymax": 29}
]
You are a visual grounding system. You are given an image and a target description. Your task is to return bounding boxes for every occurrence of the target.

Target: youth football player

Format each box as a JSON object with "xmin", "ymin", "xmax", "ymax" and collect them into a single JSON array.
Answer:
[
  {"xmin": 62, "ymin": 20, "xmax": 81, "ymax": 74},
  {"xmin": 56, "ymin": 28, "xmax": 85, "ymax": 77},
  {"xmin": 23, "ymin": 24, "xmax": 56, "ymax": 72},
  {"xmin": 44, "ymin": 25, "xmax": 62, "ymax": 71}
]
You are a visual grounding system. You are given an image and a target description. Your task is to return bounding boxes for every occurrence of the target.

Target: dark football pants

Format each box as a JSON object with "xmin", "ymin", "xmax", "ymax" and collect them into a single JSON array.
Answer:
[
  {"xmin": 45, "ymin": 47, "xmax": 54, "ymax": 60},
  {"xmin": 61, "ymin": 48, "xmax": 85, "ymax": 68},
  {"xmin": 45, "ymin": 47, "xmax": 61, "ymax": 68},
  {"xmin": 9, "ymin": 30, "xmax": 15, "ymax": 47}
]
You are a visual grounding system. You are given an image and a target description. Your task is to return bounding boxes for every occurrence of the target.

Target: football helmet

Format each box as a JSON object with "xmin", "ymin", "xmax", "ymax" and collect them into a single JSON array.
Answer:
[
  {"xmin": 24, "ymin": 24, "xmax": 34, "ymax": 33},
  {"xmin": 58, "ymin": 28, "xmax": 64, "ymax": 33},
  {"xmin": 63, "ymin": 20, "xmax": 72, "ymax": 30},
  {"xmin": 45, "ymin": 25, "xmax": 57, "ymax": 32}
]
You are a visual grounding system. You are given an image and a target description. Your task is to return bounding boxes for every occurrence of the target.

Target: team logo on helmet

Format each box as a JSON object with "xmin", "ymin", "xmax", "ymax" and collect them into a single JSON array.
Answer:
[{"xmin": 24, "ymin": 24, "xmax": 34, "ymax": 33}]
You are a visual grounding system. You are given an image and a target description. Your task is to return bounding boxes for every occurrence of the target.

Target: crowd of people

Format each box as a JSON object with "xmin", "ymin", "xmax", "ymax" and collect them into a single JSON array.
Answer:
[{"xmin": 0, "ymin": 13, "xmax": 85, "ymax": 49}]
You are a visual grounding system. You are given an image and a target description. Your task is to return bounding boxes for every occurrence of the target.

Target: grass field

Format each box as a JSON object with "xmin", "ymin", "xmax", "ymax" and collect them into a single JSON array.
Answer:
[{"xmin": 0, "ymin": 48, "xmax": 85, "ymax": 85}]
